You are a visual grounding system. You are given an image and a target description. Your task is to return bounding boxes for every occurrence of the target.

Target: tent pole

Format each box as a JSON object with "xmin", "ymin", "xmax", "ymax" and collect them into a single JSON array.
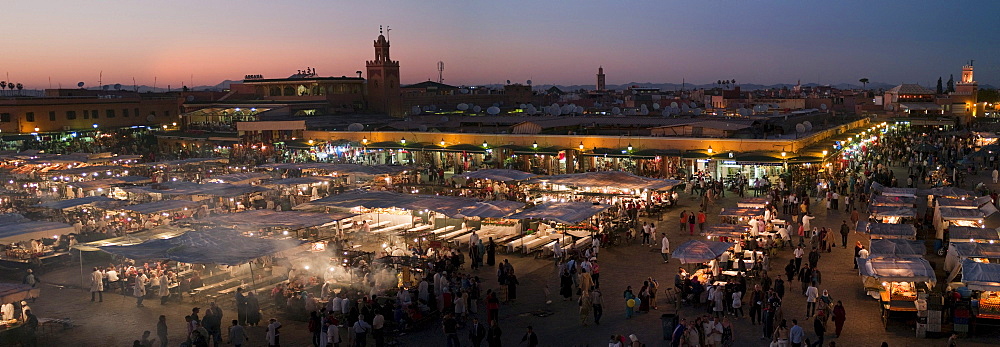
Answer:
[
  {"xmin": 247, "ymin": 260, "xmax": 257, "ymax": 293},
  {"xmin": 79, "ymin": 248, "xmax": 85, "ymax": 288}
]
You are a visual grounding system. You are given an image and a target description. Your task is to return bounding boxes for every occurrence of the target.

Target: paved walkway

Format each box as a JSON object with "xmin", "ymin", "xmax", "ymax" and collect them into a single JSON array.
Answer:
[{"xmin": 8, "ymin": 168, "xmax": 1000, "ymax": 346}]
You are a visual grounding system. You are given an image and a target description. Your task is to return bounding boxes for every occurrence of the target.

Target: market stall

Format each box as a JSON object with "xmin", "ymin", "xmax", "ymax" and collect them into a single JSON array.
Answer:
[
  {"xmin": 702, "ymin": 224, "xmax": 750, "ymax": 242},
  {"xmin": 946, "ymin": 243, "xmax": 1000, "ymax": 278},
  {"xmin": 203, "ymin": 172, "xmax": 271, "ymax": 185},
  {"xmin": 869, "ymin": 239, "xmax": 927, "ymax": 258},
  {"xmin": 188, "ymin": 209, "xmax": 356, "ymax": 240},
  {"xmin": 36, "ymin": 196, "xmax": 118, "ymax": 211},
  {"xmin": 959, "ymin": 260, "xmax": 1000, "ymax": 321},
  {"xmin": 671, "ymin": 240, "xmax": 735, "ymax": 264},
  {"xmin": 0, "ymin": 283, "xmax": 40, "ymax": 345},
  {"xmin": 858, "ymin": 257, "xmax": 937, "ymax": 328},
  {"xmin": 937, "ymin": 207, "xmax": 987, "ymax": 240},
  {"xmin": 718, "ymin": 207, "xmax": 766, "ymax": 224},
  {"xmin": 506, "ymin": 201, "xmax": 609, "ymax": 254},
  {"xmin": 948, "ymin": 226, "xmax": 1000, "ymax": 243},
  {"xmin": 868, "ymin": 206, "xmax": 917, "ymax": 224},
  {"xmin": 461, "ymin": 169, "xmax": 537, "ymax": 182},
  {"xmin": 862, "ymin": 222, "xmax": 918, "ymax": 240},
  {"xmin": 0, "ymin": 217, "xmax": 75, "ymax": 268},
  {"xmin": 869, "ymin": 195, "xmax": 918, "ymax": 208},
  {"xmin": 737, "ymin": 197, "xmax": 770, "ymax": 209}
]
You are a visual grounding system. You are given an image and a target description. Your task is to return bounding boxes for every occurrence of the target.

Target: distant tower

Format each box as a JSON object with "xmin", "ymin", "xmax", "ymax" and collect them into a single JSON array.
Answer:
[
  {"xmin": 366, "ymin": 26, "xmax": 403, "ymax": 117},
  {"xmin": 596, "ymin": 66, "xmax": 606, "ymax": 91},
  {"xmin": 437, "ymin": 61, "xmax": 445, "ymax": 83},
  {"xmin": 955, "ymin": 62, "xmax": 978, "ymax": 95}
]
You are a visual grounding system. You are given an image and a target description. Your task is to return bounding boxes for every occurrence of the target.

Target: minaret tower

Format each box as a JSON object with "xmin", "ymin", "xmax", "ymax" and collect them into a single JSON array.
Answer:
[
  {"xmin": 596, "ymin": 66, "xmax": 606, "ymax": 91},
  {"xmin": 366, "ymin": 26, "xmax": 403, "ymax": 117}
]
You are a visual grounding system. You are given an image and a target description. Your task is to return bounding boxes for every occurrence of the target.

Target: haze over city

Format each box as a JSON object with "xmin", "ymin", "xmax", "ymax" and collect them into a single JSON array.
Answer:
[{"xmin": 5, "ymin": 0, "xmax": 998, "ymax": 90}]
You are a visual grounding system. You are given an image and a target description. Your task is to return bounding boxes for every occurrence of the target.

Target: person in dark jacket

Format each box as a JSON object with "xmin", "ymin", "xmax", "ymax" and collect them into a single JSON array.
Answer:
[
  {"xmin": 469, "ymin": 317, "xmax": 487, "ymax": 347},
  {"xmin": 486, "ymin": 320, "xmax": 502, "ymax": 347}
]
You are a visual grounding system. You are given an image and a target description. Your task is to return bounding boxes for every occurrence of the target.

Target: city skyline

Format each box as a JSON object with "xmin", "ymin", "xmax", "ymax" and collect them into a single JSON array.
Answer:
[{"xmin": 4, "ymin": 0, "xmax": 998, "ymax": 90}]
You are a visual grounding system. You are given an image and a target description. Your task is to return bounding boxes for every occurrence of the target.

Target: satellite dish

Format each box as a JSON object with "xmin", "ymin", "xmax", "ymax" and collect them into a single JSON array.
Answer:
[
  {"xmin": 796, "ymin": 123, "xmax": 806, "ymax": 133},
  {"xmin": 440, "ymin": 116, "xmax": 449, "ymax": 122},
  {"xmin": 418, "ymin": 125, "xmax": 428, "ymax": 132},
  {"xmin": 631, "ymin": 90, "xmax": 638, "ymax": 94},
  {"xmin": 459, "ymin": 88, "xmax": 470, "ymax": 94},
  {"xmin": 347, "ymin": 123, "xmax": 364, "ymax": 131},
  {"xmin": 820, "ymin": 104, "xmax": 828, "ymax": 110},
  {"xmin": 473, "ymin": 105, "xmax": 482, "ymax": 113},
  {"xmin": 146, "ymin": 114, "xmax": 155, "ymax": 122},
  {"xmin": 506, "ymin": 80, "xmax": 511, "ymax": 85},
  {"xmin": 689, "ymin": 102, "xmax": 697, "ymax": 108},
  {"xmin": 487, "ymin": 106, "xmax": 500, "ymax": 115},
  {"xmin": 626, "ymin": 108, "xmax": 637, "ymax": 116},
  {"xmin": 457, "ymin": 103, "xmax": 469, "ymax": 111},
  {"xmin": 114, "ymin": 83, "xmax": 122, "ymax": 90},
  {"xmin": 411, "ymin": 106, "xmax": 422, "ymax": 114},
  {"xmin": 670, "ymin": 102, "xmax": 678, "ymax": 108},
  {"xmin": 639, "ymin": 108, "xmax": 650, "ymax": 116},
  {"xmin": 77, "ymin": 82, "xmax": 85, "ymax": 88},
  {"xmin": 102, "ymin": 85, "xmax": 109, "ymax": 91},
  {"xmin": 694, "ymin": 108, "xmax": 703, "ymax": 115},
  {"xmin": 526, "ymin": 80, "xmax": 532, "ymax": 85},
  {"xmin": 803, "ymin": 121, "xmax": 813, "ymax": 131},
  {"xmin": 652, "ymin": 103, "xmax": 660, "ymax": 110},
  {"xmin": 185, "ymin": 95, "xmax": 195, "ymax": 102},
  {"xmin": 575, "ymin": 106, "xmax": 584, "ymax": 113},
  {"xmin": 611, "ymin": 107, "xmax": 621, "ymax": 115}
]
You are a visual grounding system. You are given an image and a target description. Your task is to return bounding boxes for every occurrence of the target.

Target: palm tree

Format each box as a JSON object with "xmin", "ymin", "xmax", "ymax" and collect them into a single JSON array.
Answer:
[
  {"xmin": 15, "ymin": 83, "xmax": 22, "ymax": 95},
  {"xmin": 0, "ymin": 81, "xmax": 5, "ymax": 95},
  {"xmin": 859, "ymin": 78, "xmax": 869, "ymax": 90}
]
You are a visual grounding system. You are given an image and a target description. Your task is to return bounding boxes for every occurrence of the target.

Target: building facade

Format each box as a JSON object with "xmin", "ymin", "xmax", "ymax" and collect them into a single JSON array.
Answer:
[{"xmin": 0, "ymin": 93, "xmax": 180, "ymax": 133}]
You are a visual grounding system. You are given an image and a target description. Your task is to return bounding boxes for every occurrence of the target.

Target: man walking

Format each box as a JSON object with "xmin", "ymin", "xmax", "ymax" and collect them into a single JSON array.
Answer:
[
  {"xmin": 839, "ymin": 221, "xmax": 849, "ymax": 249},
  {"xmin": 789, "ymin": 319, "xmax": 804, "ymax": 347},
  {"xmin": 660, "ymin": 233, "xmax": 671, "ymax": 263},
  {"xmin": 469, "ymin": 318, "xmax": 487, "ymax": 347},
  {"xmin": 697, "ymin": 210, "xmax": 707, "ymax": 233},
  {"xmin": 591, "ymin": 287, "xmax": 604, "ymax": 325},
  {"xmin": 805, "ymin": 283, "xmax": 819, "ymax": 317},
  {"xmin": 228, "ymin": 320, "xmax": 248, "ymax": 347}
]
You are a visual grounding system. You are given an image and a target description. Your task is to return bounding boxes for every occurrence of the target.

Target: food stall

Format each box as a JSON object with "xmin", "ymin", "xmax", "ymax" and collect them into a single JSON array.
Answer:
[
  {"xmin": 702, "ymin": 224, "xmax": 750, "ymax": 242},
  {"xmin": 868, "ymin": 206, "xmax": 917, "ymax": 224},
  {"xmin": 506, "ymin": 201, "xmax": 609, "ymax": 254},
  {"xmin": 864, "ymin": 222, "xmax": 918, "ymax": 240},
  {"xmin": 0, "ymin": 216, "xmax": 75, "ymax": 269},
  {"xmin": 959, "ymin": 260, "xmax": 1000, "ymax": 324},
  {"xmin": 869, "ymin": 195, "xmax": 918, "ymax": 208},
  {"xmin": 0, "ymin": 283, "xmax": 40, "ymax": 345},
  {"xmin": 869, "ymin": 239, "xmax": 927, "ymax": 258},
  {"xmin": 946, "ymin": 243, "xmax": 1000, "ymax": 280},
  {"xmin": 871, "ymin": 183, "xmax": 917, "ymax": 198},
  {"xmin": 948, "ymin": 226, "xmax": 1000, "ymax": 243},
  {"xmin": 671, "ymin": 240, "xmax": 736, "ymax": 283},
  {"xmin": 718, "ymin": 207, "xmax": 765, "ymax": 224},
  {"xmin": 858, "ymin": 257, "xmax": 937, "ymax": 328},
  {"xmin": 737, "ymin": 197, "xmax": 770, "ymax": 209},
  {"xmin": 937, "ymin": 207, "xmax": 987, "ymax": 240}
]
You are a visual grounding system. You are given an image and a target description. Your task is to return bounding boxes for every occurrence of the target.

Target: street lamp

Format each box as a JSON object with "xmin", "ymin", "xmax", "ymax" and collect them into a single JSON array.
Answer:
[
  {"xmin": 781, "ymin": 151, "xmax": 787, "ymax": 158},
  {"xmin": 822, "ymin": 150, "xmax": 828, "ymax": 156},
  {"xmin": 92, "ymin": 123, "xmax": 99, "ymax": 129},
  {"xmin": 707, "ymin": 145, "xmax": 713, "ymax": 154},
  {"xmin": 578, "ymin": 142, "xmax": 584, "ymax": 150},
  {"xmin": 440, "ymin": 139, "xmax": 446, "ymax": 146},
  {"xmin": 361, "ymin": 137, "xmax": 368, "ymax": 145},
  {"xmin": 482, "ymin": 141, "xmax": 488, "ymax": 148},
  {"xmin": 627, "ymin": 143, "xmax": 633, "ymax": 152},
  {"xmin": 400, "ymin": 137, "xmax": 406, "ymax": 145},
  {"xmin": 532, "ymin": 141, "xmax": 538, "ymax": 149}
]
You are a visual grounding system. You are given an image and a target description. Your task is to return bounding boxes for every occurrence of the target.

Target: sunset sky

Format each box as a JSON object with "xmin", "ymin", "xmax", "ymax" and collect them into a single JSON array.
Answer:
[{"xmin": 4, "ymin": 0, "xmax": 998, "ymax": 89}]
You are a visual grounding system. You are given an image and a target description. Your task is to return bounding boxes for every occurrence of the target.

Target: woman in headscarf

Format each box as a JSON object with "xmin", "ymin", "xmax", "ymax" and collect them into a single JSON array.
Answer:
[{"xmin": 832, "ymin": 301, "xmax": 847, "ymax": 337}]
